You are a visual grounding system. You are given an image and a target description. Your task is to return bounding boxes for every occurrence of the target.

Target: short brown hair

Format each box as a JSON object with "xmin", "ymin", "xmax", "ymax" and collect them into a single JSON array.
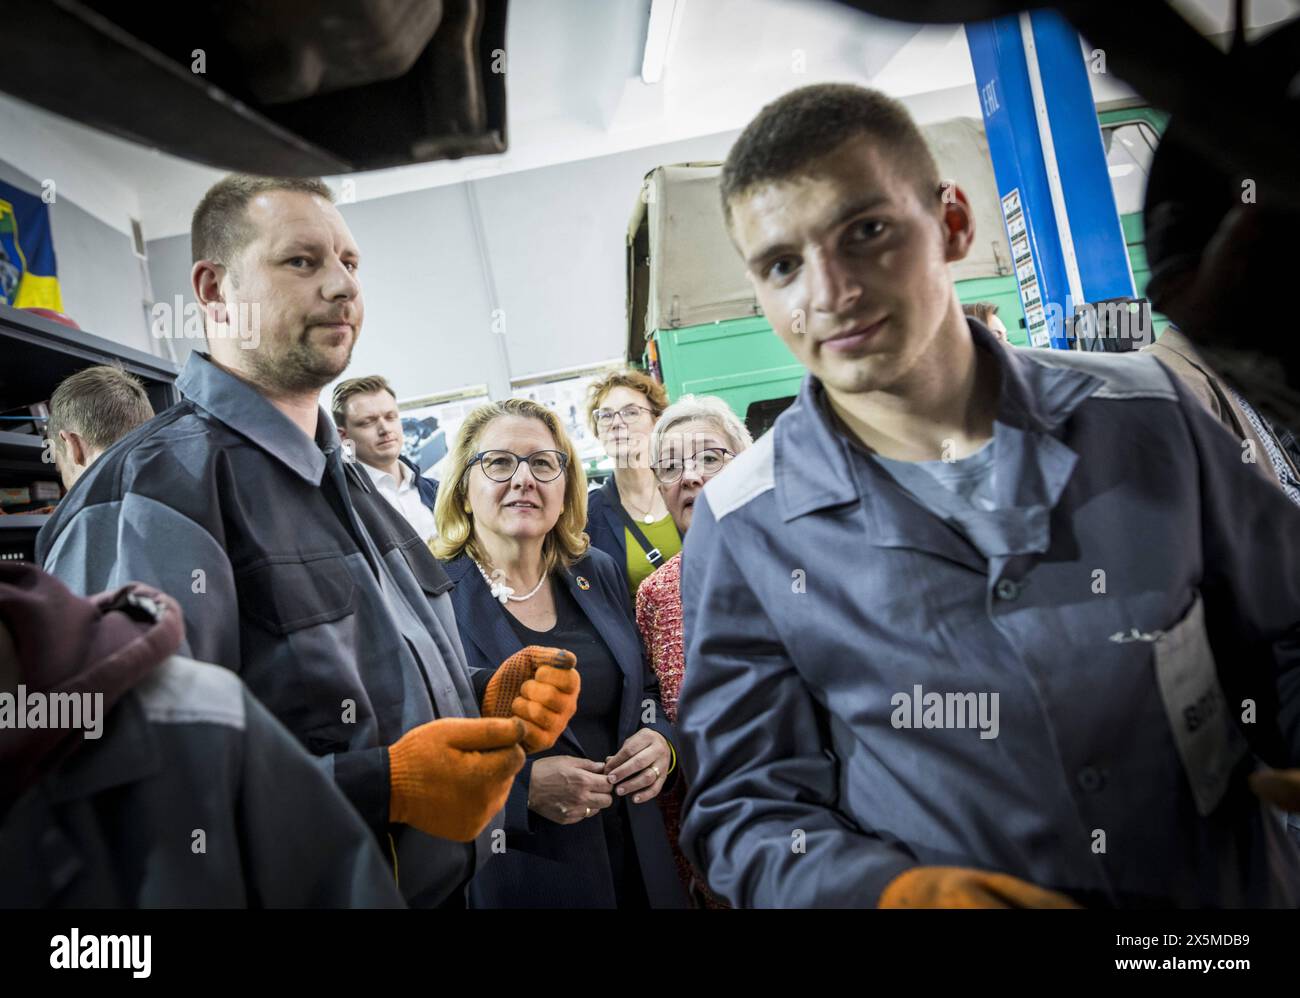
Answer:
[
  {"xmin": 47, "ymin": 365, "xmax": 154, "ymax": 453},
  {"xmin": 332, "ymin": 375, "xmax": 397, "ymax": 428},
  {"xmin": 192, "ymin": 174, "xmax": 335, "ymax": 268},
  {"xmin": 963, "ymin": 301, "xmax": 1000, "ymax": 326},
  {"xmin": 584, "ymin": 369, "xmax": 670, "ymax": 434},
  {"xmin": 720, "ymin": 83, "xmax": 941, "ymax": 225},
  {"xmin": 432, "ymin": 399, "xmax": 589, "ymax": 576}
]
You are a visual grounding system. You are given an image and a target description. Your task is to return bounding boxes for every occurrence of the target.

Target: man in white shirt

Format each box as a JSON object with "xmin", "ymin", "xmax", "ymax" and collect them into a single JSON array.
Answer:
[{"xmin": 332, "ymin": 375, "xmax": 439, "ymax": 543}]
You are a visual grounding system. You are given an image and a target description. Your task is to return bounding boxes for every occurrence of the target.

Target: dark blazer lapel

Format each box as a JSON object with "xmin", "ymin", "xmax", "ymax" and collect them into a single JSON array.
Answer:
[
  {"xmin": 598, "ymin": 479, "xmax": 626, "ymax": 550},
  {"xmin": 459, "ymin": 563, "xmax": 525, "ymax": 676},
  {"xmin": 559, "ymin": 566, "xmax": 643, "ymax": 738}
]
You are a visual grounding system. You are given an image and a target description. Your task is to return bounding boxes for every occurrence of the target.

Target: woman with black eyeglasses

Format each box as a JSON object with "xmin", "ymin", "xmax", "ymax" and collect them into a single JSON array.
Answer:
[
  {"xmin": 635, "ymin": 394, "xmax": 752, "ymax": 907},
  {"xmin": 431, "ymin": 398, "xmax": 687, "ymax": 909},
  {"xmin": 583, "ymin": 369, "xmax": 683, "ymax": 601}
]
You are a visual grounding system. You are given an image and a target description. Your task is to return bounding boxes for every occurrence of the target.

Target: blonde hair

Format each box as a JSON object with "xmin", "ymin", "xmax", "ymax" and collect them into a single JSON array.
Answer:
[
  {"xmin": 431, "ymin": 399, "xmax": 590, "ymax": 575},
  {"xmin": 649, "ymin": 394, "xmax": 753, "ymax": 465},
  {"xmin": 585, "ymin": 368, "xmax": 670, "ymax": 434}
]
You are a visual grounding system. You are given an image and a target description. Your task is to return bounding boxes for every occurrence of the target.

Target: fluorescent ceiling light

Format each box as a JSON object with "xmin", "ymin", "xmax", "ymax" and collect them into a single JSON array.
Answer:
[{"xmin": 642, "ymin": 0, "xmax": 686, "ymax": 85}]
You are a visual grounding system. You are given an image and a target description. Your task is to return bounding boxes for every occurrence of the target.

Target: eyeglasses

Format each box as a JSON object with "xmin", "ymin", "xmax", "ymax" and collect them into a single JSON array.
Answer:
[
  {"xmin": 652, "ymin": 447, "xmax": 735, "ymax": 485},
  {"xmin": 469, "ymin": 449, "xmax": 569, "ymax": 483},
  {"xmin": 594, "ymin": 404, "xmax": 655, "ymax": 428}
]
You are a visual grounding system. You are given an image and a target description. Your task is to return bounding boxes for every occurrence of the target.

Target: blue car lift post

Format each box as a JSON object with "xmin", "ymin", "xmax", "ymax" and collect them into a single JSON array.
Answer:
[{"xmin": 966, "ymin": 11, "xmax": 1135, "ymax": 349}]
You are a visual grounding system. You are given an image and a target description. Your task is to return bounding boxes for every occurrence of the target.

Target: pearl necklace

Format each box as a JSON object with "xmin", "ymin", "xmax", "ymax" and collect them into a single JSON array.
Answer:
[{"xmin": 473, "ymin": 559, "xmax": 547, "ymax": 605}]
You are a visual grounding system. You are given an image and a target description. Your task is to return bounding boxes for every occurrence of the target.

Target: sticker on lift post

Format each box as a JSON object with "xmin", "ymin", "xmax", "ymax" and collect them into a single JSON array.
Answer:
[{"xmin": 1000, "ymin": 188, "xmax": 1050, "ymax": 348}]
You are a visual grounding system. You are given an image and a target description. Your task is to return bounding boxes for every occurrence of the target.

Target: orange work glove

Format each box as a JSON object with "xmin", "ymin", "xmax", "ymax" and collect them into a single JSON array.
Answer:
[
  {"xmin": 388, "ymin": 717, "xmax": 525, "ymax": 842},
  {"xmin": 481, "ymin": 646, "xmax": 580, "ymax": 753},
  {"xmin": 879, "ymin": 866, "xmax": 1081, "ymax": 908},
  {"xmin": 1249, "ymin": 768, "xmax": 1300, "ymax": 811}
]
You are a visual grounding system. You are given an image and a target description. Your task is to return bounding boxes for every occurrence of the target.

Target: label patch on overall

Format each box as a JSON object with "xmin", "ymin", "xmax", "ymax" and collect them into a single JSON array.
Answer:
[{"xmin": 1152, "ymin": 594, "xmax": 1247, "ymax": 816}]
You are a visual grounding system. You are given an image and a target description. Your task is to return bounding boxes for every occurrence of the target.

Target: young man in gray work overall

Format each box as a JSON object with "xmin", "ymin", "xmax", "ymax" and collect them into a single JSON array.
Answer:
[{"xmin": 677, "ymin": 84, "xmax": 1300, "ymax": 909}]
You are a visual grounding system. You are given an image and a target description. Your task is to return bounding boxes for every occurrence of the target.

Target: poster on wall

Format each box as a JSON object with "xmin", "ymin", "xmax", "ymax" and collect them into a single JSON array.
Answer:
[
  {"xmin": 399, "ymin": 391, "xmax": 491, "ymax": 481},
  {"xmin": 509, "ymin": 374, "xmax": 608, "ymax": 467},
  {"xmin": 399, "ymin": 370, "xmax": 618, "ymax": 485}
]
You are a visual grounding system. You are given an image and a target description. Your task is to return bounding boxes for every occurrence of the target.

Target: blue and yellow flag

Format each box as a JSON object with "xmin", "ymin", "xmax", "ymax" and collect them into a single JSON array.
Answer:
[{"xmin": 0, "ymin": 179, "xmax": 63, "ymax": 311}]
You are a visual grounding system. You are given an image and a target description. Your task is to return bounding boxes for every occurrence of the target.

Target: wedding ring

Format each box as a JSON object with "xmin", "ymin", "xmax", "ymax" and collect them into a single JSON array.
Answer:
[
  {"xmin": 585, "ymin": 806, "xmax": 592, "ymax": 817},
  {"xmin": 652, "ymin": 765, "xmax": 661, "ymax": 778}
]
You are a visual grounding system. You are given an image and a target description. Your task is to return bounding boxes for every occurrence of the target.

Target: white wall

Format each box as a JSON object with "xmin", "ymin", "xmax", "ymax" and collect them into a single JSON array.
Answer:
[
  {"xmin": 143, "ymin": 230, "xmax": 199, "ymax": 366},
  {"xmin": 472, "ymin": 128, "xmax": 745, "ymax": 385},
  {"xmin": 145, "ymin": 127, "xmax": 748, "ymax": 402}
]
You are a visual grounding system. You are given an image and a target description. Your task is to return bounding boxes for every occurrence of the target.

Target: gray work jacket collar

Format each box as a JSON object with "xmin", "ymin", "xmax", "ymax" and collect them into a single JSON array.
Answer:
[
  {"xmin": 175, "ymin": 352, "xmax": 338, "ymax": 485},
  {"xmin": 775, "ymin": 320, "xmax": 1103, "ymax": 558}
]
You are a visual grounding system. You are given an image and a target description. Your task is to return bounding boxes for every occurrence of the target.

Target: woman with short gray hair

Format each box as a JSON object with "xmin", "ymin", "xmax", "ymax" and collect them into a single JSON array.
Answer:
[
  {"xmin": 636, "ymin": 394, "xmax": 752, "ymax": 906},
  {"xmin": 647, "ymin": 394, "xmax": 753, "ymax": 476}
]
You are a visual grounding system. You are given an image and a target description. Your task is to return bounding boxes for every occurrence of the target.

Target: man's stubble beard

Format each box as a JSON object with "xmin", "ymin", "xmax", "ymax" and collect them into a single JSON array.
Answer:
[
  {"xmin": 246, "ymin": 327, "xmax": 357, "ymax": 397},
  {"xmin": 222, "ymin": 266, "xmax": 359, "ymax": 396}
]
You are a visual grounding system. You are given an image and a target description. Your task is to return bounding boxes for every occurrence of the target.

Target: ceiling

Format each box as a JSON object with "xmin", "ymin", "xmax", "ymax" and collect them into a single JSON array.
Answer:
[
  {"xmin": 0, "ymin": 0, "xmax": 948, "ymax": 241},
  {"xmin": 13, "ymin": 0, "xmax": 1276, "ymax": 243}
]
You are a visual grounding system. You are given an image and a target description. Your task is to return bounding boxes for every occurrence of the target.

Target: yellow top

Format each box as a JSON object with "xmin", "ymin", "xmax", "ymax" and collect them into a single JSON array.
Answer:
[{"xmin": 624, "ymin": 514, "xmax": 682, "ymax": 596}]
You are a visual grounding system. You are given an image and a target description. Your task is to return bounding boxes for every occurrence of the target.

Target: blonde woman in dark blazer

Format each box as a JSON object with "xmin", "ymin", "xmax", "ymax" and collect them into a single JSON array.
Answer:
[{"xmin": 433, "ymin": 398, "xmax": 687, "ymax": 909}]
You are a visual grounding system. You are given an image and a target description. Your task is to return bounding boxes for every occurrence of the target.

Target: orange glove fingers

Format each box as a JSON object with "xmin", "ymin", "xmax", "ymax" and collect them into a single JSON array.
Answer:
[
  {"xmin": 481, "ymin": 646, "xmax": 576, "ymax": 718},
  {"xmin": 519, "ymin": 679, "xmax": 569, "ymax": 712},
  {"xmin": 1249, "ymin": 769, "xmax": 1300, "ymax": 812},
  {"xmin": 531, "ymin": 647, "xmax": 577, "ymax": 670},
  {"xmin": 513, "ymin": 694, "xmax": 577, "ymax": 754},
  {"xmin": 388, "ymin": 717, "xmax": 526, "ymax": 842},
  {"xmin": 481, "ymin": 655, "xmax": 534, "ymax": 718},
  {"xmin": 977, "ymin": 871, "xmax": 1079, "ymax": 909},
  {"xmin": 440, "ymin": 716, "xmax": 526, "ymax": 752},
  {"xmin": 512, "ymin": 698, "xmax": 560, "ymax": 745},
  {"xmin": 879, "ymin": 866, "xmax": 1080, "ymax": 909},
  {"xmin": 533, "ymin": 664, "xmax": 580, "ymax": 694}
]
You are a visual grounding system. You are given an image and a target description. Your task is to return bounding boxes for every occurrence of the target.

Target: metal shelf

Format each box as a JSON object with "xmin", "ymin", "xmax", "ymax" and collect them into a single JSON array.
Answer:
[
  {"xmin": 0, "ymin": 429, "xmax": 47, "ymax": 460},
  {"xmin": 0, "ymin": 513, "xmax": 51, "ymax": 530},
  {"xmin": 0, "ymin": 304, "xmax": 180, "ymax": 419},
  {"xmin": 0, "ymin": 304, "xmax": 178, "ymax": 562}
]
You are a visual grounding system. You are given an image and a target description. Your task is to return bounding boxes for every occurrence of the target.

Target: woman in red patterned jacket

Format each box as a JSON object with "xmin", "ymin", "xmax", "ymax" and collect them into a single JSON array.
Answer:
[{"xmin": 635, "ymin": 394, "xmax": 753, "ymax": 907}]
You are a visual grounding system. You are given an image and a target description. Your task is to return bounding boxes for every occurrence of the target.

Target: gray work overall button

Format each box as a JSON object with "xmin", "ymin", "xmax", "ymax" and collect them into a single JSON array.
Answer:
[{"xmin": 1077, "ymin": 766, "xmax": 1106, "ymax": 793}]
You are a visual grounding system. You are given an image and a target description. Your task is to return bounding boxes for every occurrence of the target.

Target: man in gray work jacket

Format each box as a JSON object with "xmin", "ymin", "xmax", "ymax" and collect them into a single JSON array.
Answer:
[
  {"xmin": 677, "ymin": 84, "xmax": 1300, "ymax": 908},
  {"xmin": 37, "ymin": 175, "xmax": 576, "ymax": 907},
  {"xmin": 1, "ymin": 562, "xmax": 404, "ymax": 908}
]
